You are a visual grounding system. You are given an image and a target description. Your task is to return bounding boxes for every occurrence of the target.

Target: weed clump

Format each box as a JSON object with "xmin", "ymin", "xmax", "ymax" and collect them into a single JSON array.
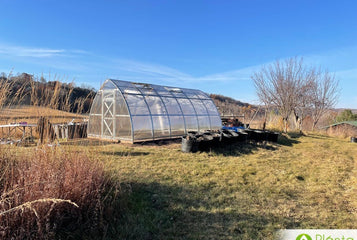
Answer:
[{"xmin": 0, "ymin": 146, "xmax": 120, "ymax": 239}]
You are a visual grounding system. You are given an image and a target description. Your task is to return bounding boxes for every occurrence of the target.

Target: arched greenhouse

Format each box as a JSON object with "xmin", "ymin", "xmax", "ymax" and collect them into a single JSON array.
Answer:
[{"xmin": 88, "ymin": 79, "xmax": 222, "ymax": 143}]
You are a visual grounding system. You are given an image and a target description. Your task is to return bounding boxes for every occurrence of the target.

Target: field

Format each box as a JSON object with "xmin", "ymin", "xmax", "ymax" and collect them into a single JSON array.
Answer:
[
  {"xmin": 0, "ymin": 106, "xmax": 86, "ymax": 124},
  {"xmin": 1, "ymin": 122, "xmax": 357, "ymax": 239},
  {"xmin": 72, "ymin": 133, "xmax": 356, "ymax": 239}
]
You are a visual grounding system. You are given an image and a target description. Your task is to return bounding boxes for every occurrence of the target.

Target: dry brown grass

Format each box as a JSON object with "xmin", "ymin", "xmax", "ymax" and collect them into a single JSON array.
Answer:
[
  {"xmin": 0, "ymin": 145, "xmax": 120, "ymax": 239},
  {"xmin": 0, "ymin": 106, "xmax": 87, "ymax": 125},
  {"xmin": 325, "ymin": 124, "xmax": 357, "ymax": 139},
  {"xmin": 90, "ymin": 134, "xmax": 357, "ymax": 239}
]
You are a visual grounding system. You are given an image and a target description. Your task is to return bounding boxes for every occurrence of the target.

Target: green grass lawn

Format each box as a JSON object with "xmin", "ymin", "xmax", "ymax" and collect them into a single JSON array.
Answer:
[{"xmin": 78, "ymin": 134, "xmax": 357, "ymax": 239}]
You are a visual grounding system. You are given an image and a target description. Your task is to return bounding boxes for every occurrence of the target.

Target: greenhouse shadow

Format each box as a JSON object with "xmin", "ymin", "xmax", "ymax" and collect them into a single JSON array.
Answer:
[
  {"xmin": 101, "ymin": 151, "xmax": 150, "ymax": 157},
  {"xmin": 113, "ymin": 181, "xmax": 305, "ymax": 239},
  {"xmin": 198, "ymin": 141, "xmax": 278, "ymax": 157}
]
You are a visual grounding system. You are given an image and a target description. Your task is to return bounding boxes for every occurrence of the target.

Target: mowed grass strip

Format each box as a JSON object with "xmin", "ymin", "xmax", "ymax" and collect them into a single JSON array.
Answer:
[{"xmin": 78, "ymin": 134, "xmax": 357, "ymax": 239}]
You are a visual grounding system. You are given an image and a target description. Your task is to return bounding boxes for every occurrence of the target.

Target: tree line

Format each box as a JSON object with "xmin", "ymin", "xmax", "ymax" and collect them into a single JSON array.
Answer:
[{"xmin": 252, "ymin": 57, "xmax": 339, "ymax": 133}]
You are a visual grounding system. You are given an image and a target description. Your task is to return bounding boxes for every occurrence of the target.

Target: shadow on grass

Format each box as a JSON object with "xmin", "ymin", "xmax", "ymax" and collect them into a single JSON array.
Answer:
[
  {"xmin": 134, "ymin": 138, "xmax": 182, "ymax": 146},
  {"xmin": 203, "ymin": 141, "xmax": 278, "ymax": 157},
  {"xmin": 277, "ymin": 134, "xmax": 300, "ymax": 146},
  {"xmin": 60, "ymin": 139, "xmax": 114, "ymax": 146},
  {"xmin": 305, "ymin": 134, "xmax": 332, "ymax": 140},
  {"xmin": 101, "ymin": 151, "xmax": 150, "ymax": 157},
  {"xmin": 110, "ymin": 182, "xmax": 305, "ymax": 240},
  {"xmin": 187, "ymin": 132, "xmax": 303, "ymax": 156}
]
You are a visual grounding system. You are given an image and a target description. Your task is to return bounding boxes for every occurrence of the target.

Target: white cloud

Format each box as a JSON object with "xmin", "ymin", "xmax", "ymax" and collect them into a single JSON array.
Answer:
[
  {"xmin": 0, "ymin": 43, "xmax": 90, "ymax": 58},
  {"xmin": 0, "ymin": 44, "xmax": 64, "ymax": 58},
  {"xmin": 1, "ymin": 42, "xmax": 356, "ymax": 108},
  {"xmin": 112, "ymin": 59, "xmax": 192, "ymax": 81},
  {"xmin": 106, "ymin": 58, "xmax": 261, "ymax": 84},
  {"xmin": 0, "ymin": 42, "xmax": 261, "ymax": 84}
]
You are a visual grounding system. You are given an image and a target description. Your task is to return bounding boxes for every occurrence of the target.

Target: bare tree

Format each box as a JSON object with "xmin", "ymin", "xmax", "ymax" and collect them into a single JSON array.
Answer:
[
  {"xmin": 292, "ymin": 69, "xmax": 316, "ymax": 133},
  {"xmin": 252, "ymin": 57, "xmax": 309, "ymax": 132},
  {"xmin": 310, "ymin": 70, "xmax": 339, "ymax": 130},
  {"xmin": 252, "ymin": 57, "xmax": 339, "ymax": 133}
]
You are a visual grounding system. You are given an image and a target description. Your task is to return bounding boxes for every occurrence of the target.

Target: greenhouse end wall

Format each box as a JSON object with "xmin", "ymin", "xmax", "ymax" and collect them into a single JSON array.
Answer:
[{"xmin": 88, "ymin": 79, "xmax": 222, "ymax": 143}]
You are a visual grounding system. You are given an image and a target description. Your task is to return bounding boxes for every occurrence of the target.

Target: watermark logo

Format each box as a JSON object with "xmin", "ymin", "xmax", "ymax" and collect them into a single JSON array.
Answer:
[
  {"xmin": 277, "ymin": 230, "xmax": 357, "ymax": 240},
  {"xmin": 296, "ymin": 233, "xmax": 312, "ymax": 240}
]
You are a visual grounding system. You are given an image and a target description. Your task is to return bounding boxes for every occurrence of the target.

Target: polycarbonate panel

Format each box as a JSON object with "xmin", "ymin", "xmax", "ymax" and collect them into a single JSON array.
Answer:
[
  {"xmin": 88, "ymin": 115, "xmax": 101, "ymax": 136},
  {"xmin": 145, "ymin": 96, "xmax": 166, "ymax": 115},
  {"xmin": 90, "ymin": 91, "xmax": 102, "ymax": 114},
  {"xmin": 111, "ymin": 79, "xmax": 132, "ymax": 87},
  {"xmin": 209, "ymin": 115, "xmax": 222, "ymax": 129},
  {"xmin": 139, "ymin": 87, "xmax": 157, "ymax": 96},
  {"xmin": 115, "ymin": 91, "xmax": 129, "ymax": 116},
  {"xmin": 89, "ymin": 79, "xmax": 222, "ymax": 142},
  {"xmin": 169, "ymin": 116, "xmax": 185, "ymax": 135},
  {"xmin": 177, "ymin": 98, "xmax": 195, "ymax": 115},
  {"xmin": 152, "ymin": 116, "xmax": 170, "ymax": 138},
  {"xmin": 184, "ymin": 116, "xmax": 198, "ymax": 132},
  {"xmin": 102, "ymin": 80, "xmax": 117, "ymax": 90},
  {"xmin": 198, "ymin": 116, "xmax": 211, "ymax": 131},
  {"xmin": 161, "ymin": 97, "xmax": 182, "ymax": 115},
  {"xmin": 115, "ymin": 117, "xmax": 131, "ymax": 139},
  {"xmin": 123, "ymin": 87, "xmax": 141, "ymax": 95},
  {"xmin": 191, "ymin": 99, "xmax": 208, "ymax": 115},
  {"xmin": 125, "ymin": 94, "xmax": 150, "ymax": 115},
  {"xmin": 182, "ymin": 90, "xmax": 200, "ymax": 99},
  {"xmin": 171, "ymin": 91, "xmax": 186, "ymax": 98},
  {"xmin": 202, "ymin": 100, "xmax": 219, "ymax": 115},
  {"xmin": 103, "ymin": 100, "xmax": 113, "ymax": 118},
  {"xmin": 132, "ymin": 116, "xmax": 153, "ymax": 140},
  {"xmin": 153, "ymin": 86, "xmax": 173, "ymax": 97},
  {"xmin": 103, "ymin": 119, "xmax": 113, "ymax": 137},
  {"xmin": 195, "ymin": 91, "xmax": 210, "ymax": 99}
]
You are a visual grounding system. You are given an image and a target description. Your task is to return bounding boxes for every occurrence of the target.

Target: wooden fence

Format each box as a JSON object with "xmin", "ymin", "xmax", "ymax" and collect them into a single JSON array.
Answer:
[{"xmin": 53, "ymin": 123, "xmax": 87, "ymax": 139}]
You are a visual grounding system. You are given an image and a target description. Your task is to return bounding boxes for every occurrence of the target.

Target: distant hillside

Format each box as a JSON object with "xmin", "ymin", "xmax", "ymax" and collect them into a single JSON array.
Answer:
[{"xmin": 210, "ymin": 94, "xmax": 256, "ymax": 117}]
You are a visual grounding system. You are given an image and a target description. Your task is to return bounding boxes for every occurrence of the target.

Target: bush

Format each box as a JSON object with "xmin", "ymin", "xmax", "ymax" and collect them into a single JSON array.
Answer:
[
  {"xmin": 0, "ymin": 146, "xmax": 120, "ymax": 239},
  {"xmin": 336, "ymin": 109, "xmax": 357, "ymax": 122}
]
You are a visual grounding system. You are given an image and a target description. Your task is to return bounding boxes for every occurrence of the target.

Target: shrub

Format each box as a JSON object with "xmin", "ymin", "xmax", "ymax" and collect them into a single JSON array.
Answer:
[{"xmin": 0, "ymin": 146, "xmax": 119, "ymax": 239}]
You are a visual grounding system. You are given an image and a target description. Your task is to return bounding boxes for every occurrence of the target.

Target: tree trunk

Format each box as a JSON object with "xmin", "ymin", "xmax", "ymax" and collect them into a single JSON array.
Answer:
[
  {"xmin": 293, "ymin": 110, "xmax": 300, "ymax": 131},
  {"xmin": 312, "ymin": 120, "xmax": 318, "ymax": 131},
  {"xmin": 283, "ymin": 117, "xmax": 288, "ymax": 133},
  {"xmin": 262, "ymin": 107, "xmax": 268, "ymax": 131},
  {"xmin": 298, "ymin": 116, "xmax": 304, "ymax": 134}
]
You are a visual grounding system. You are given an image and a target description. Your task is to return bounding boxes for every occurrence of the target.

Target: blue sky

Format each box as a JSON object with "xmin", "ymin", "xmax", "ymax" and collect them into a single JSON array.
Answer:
[{"xmin": 0, "ymin": 0, "xmax": 356, "ymax": 108}]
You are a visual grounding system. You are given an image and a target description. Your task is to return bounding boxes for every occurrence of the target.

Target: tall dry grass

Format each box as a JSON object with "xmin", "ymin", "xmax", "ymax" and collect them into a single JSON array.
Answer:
[
  {"xmin": 0, "ymin": 73, "xmax": 93, "ymax": 125},
  {"xmin": 0, "ymin": 146, "xmax": 120, "ymax": 239}
]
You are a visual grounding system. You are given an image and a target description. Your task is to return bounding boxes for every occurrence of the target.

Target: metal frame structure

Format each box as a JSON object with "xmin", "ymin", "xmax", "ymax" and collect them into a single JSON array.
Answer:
[{"xmin": 88, "ymin": 79, "xmax": 222, "ymax": 143}]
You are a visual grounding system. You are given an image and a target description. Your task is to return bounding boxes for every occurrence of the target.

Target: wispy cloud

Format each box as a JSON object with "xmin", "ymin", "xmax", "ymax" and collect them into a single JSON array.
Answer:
[
  {"xmin": 0, "ymin": 44, "xmax": 64, "ymax": 57},
  {"xmin": 106, "ymin": 58, "xmax": 259, "ymax": 84},
  {"xmin": 0, "ymin": 43, "xmax": 89, "ymax": 58},
  {"xmin": 111, "ymin": 59, "xmax": 192, "ymax": 81},
  {"xmin": 1, "ymin": 42, "xmax": 356, "ymax": 106},
  {"xmin": 0, "ymin": 42, "xmax": 262, "ymax": 84}
]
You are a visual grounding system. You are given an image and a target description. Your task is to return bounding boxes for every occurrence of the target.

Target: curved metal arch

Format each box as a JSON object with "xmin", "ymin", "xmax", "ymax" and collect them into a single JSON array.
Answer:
[
  {"xmin": 106, "ymin": 79, "xmax": 135, "ymax": 142},
  {"xmin": 150, "ymin": 88, "xmax": 172, "ymax": 138},
  {"xmin": 196, "ymin": 90, "xmax": 213, "ymax": 130},
  {"xmin": 133, "ymin": 86, "xmax": 155, "ymax": 140},
  {"xmin": 180, "ymin": 91, "xmax": 200, "ymax": 132},
  {"xmin": 90, "ymin": 79, "xmax": 222, "ymax": 142}
]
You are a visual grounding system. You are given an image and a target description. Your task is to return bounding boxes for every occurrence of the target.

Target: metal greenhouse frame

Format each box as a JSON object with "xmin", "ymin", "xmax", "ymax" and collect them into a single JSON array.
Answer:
[{"xmin": 88, "ymin": 79, "xmax": 222, "ymax": 143}]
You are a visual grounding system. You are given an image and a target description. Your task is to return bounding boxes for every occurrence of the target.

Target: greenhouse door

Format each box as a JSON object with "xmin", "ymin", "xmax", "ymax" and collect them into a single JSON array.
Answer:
[{"xmin": 102, "ymin": 90, "xmax": 115, "ymax": 138}]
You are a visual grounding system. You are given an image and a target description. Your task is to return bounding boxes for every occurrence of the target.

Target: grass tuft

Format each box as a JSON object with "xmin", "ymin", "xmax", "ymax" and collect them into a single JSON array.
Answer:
[{"xmin": 0, "ymin": 145, "xmax": 120, "ymax": 239}]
